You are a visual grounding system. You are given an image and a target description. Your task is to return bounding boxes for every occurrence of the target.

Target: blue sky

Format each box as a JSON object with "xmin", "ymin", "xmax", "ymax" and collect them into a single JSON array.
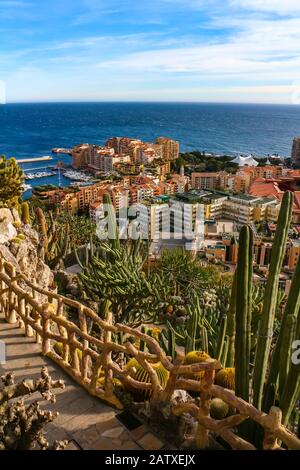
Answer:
[{"xmin": 1, "ymin": 0, "xmax": 300, "ymax": 103}]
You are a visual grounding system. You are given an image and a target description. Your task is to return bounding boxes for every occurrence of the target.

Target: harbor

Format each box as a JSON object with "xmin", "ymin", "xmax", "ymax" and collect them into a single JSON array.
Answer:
[
  {"xmin": 19, "ymin": 152, "xmax": 73, "ymax": 198},
  {"xmin": 17, "ymin": 155, "xmax": 53, "ymax": 164},
  {"xmin": 24, "ymin": 170, "xmax": 56, "ymax": 180}
]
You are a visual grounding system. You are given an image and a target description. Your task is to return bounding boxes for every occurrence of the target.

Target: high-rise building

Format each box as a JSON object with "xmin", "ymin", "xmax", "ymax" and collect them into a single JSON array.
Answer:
[
  {"xmin": 156, "ymin": 137, "xmax": 179, "ymax": 161},
  {"xmin": 291, "ymin": 137, "xmax": 300, "ymax": 168}
]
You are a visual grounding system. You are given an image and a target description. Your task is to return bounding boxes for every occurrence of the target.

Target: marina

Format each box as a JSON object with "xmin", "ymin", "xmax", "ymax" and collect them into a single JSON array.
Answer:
[
  {"xmin": 63, "ymin": 170, "xmax": 92, "ymax": 182},
  {"xmin": 24, "ymin": 171, "xmax": 56, "ymax": 180}
]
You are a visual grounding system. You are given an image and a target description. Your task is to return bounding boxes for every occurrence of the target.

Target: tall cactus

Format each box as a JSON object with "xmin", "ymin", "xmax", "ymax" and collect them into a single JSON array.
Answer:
[
  {"xmin": 35, "ymin": 207, "xmax": 70, "ymax": 269},
  {"xmin": 252, "ymin": 191, "xmax": 293, "ymax": 410},
  {"xmin": 280, "ymin": 322, "xmax": 300, "ymax": 425},
  {"xmin": 226, "ymin": 272, "xmax": 237, "ymax": 367},
  {"xmin": 102, "ymin": 193, "xmax": 120, "ymax": 251},
  {"xmin": 21, "ymin": 201, "xmax": 32, "ymax": 225},
  {"xmin": 263, "ymin": 249, "xmax": 300, "ymax": 413},
  {"xmin": 235, "ymin": 225, "xmax": 253, "ymax": 402}
]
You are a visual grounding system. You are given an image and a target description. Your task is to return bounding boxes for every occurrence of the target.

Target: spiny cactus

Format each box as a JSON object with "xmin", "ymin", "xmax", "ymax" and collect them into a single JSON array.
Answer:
[
  {"xmin": 53, "ymin": 342, "xmax": 82, "ymax": 364},
  {"xmin": 210, "ymin": 398, "xmax": 229, "ymax": 420},
  {"xmin": 183, "ymin": 350, "xmax": 211, "ymax": 381},
  {"xmin": 252, "ymin": 191, "xmax": 293, "ymax": 410},
  {"xmin": 215, "ymin": 367, "xmax": 235, "ymax": 390},
  {"xmin": 0, "ymin": 156, "xmax": 24, "ymax": 208},
  {"xmin": 124, "ymin": 358, "xmax": 169, "ymax": 401},
  {"xmin": 263, "ymin": 246, "xmax": 300, "ymax": 421},
  {"xmin": 35, "ymin": 207, "xmax": 70, "ymax": 270},
  {"xmin": 21, "ymin": 201, "xmax": 31, "ymax": 225},
  {"xmin": 227, "ymin": 191, "xmax": 300, "ymax": 445},
  {"xmin": 235, "ymin": 225, "xmax": 253, "ymax": 402}
]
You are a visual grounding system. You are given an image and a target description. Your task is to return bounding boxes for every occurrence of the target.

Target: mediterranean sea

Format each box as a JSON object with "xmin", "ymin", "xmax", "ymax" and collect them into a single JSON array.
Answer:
[{"xmin": 1, "ymin": 102, "xmax": 300, "ymax": 192}]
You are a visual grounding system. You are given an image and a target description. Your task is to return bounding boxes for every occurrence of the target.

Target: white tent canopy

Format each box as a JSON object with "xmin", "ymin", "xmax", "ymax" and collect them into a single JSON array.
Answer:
[{"xmin": 232, "ymin": 155, "xmax": 258, "ymax": 167}]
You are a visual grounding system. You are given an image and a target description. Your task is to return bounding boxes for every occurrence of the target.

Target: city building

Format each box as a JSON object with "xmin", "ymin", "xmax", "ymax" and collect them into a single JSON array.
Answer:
[
  {"xmin": 249, "ymin": 179, "xmax": 300, "ymax": 223},
  {"xmin": 191, "ymin": 172, "xmax": 224, "ymax": 190},
  {"xmin": 287, "ymin": 240, "xmax": 300, "ymax": 270},
  {"xmin": 292, "ymin": 137, "xmax": 300, "ymax": 168},
  {"xmin": 156, "ymin": 137, "xmax": 179, "ymax": 161}
]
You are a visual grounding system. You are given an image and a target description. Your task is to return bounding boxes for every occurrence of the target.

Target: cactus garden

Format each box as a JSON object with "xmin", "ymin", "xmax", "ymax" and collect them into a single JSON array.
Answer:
[{"xmin": 0, "ymin": 156, "xmax": 300, "ymax": 451}]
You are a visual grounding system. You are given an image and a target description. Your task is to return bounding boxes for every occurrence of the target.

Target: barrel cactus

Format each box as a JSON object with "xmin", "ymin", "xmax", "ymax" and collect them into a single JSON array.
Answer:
[
  {"xmin": 183, "ymin": 351, "xmax": 211, "ymax": 381},
  {"xmin": 210, "ymin": 398, "xmax": 229, "ymax": 420},
  {"xmin": 215, "ymin": 367, "xmax": 235, "ymax": 390},
  {"xmin": 124, "ymin": 358, "xmax": 169, "ymax": 401}
]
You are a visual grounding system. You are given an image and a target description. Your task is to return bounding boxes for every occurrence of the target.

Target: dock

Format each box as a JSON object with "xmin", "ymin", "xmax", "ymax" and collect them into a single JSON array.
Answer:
[{"xmin": 17, "ymin": 156, "xmax": 53, "ymax": 164}]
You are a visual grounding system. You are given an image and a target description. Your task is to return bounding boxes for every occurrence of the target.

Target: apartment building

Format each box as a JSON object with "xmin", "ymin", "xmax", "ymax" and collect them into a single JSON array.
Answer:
[
  {"xmin": 72, "ymin": 144, "xmax": 96, "ymax": 169},
  {"xmin": 222, "ymin": 195, "xmax": 280, "ymax": 225},
  {"xmin": 156, "ymin": 137, "xmax": 179, "ymax": 161},
  {"xmin": 106, "ymin": 137, "xmax": 143, "ymax": 156},
  {"xmin": 129, "ymin": 183, "xmax": 162, "ymax": 204},
  {"xmin": 191, "ymin": 172, "xmax": 221, "ymax": 190},
  {"xmin": 287, "ymin": 240, "xmax": 300, "ymax": 270},
  {"xmin": 201, "ymin": 194, "xmax": 228, "ymax": 221}
]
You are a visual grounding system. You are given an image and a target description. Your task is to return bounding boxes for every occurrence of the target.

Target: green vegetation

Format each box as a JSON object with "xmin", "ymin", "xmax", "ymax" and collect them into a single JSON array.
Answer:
[
  {"xmin": 21, "ymin": 202, "xmax": 32, "ymax": 225},
  {"xmin": 35, "ymin": 207, "xmax": 70, "ymax": 270},
  {"xmin": 229, "ymin": 192, "xmax": 300, "ymax": 444},
  {"xmin": 174, "ymin": 151, "xmax": 239, "ymax": 175},
  {"xmin": 0, "ymin": 155, "xmax": 24, "ymax": 208}
]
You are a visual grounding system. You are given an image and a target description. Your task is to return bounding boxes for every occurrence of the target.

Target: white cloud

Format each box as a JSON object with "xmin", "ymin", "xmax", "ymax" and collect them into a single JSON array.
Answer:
[
  {"xmin": 4, "ymin": 0, "xmax": 300, "ymax": 103},
  {"xmin": 96, "ymin": 15, "xmax": 300, "ymax": 83},
  {"xmin": 230, "ymin": 0, "xmax": 300, "ymax": 14}
]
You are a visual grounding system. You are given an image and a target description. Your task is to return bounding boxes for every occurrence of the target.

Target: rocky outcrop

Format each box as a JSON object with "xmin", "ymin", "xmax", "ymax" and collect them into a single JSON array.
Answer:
[
  {"xmin": 0, "ymin": 208, "xmax": 17, "ymax": 244},
  {"xmin": 0, "ymin": 208, "xmax": 54, "ymax": 294}
]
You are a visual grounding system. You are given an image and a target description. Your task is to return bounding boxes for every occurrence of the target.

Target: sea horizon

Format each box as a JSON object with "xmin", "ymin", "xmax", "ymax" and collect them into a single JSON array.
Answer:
[{"xmin": 4, "ymin": 100, "xmax": 300, "ymax": 107}]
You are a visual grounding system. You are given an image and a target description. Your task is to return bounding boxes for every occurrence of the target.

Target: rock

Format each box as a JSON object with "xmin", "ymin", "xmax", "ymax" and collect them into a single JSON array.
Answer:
[
  {"xmin": 0, "ymin": 208, "xmax": 54, "ymax": 300},
  {"xmin": 0, "ymin": 208, "xmax": 17, "ymax": 244},
  {"xmin": 170, "ymin": 389, "xmax": 194, "ymax": 405},
  {"xmin": 54, "ymin": 270, "xmax": 82, "ymax": 297},
  {"xmin": 0, "ymin": 244, "xmax": 19, "ymax": 268}
]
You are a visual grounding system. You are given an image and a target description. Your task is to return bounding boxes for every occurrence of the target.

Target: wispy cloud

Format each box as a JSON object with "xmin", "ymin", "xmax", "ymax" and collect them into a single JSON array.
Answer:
[
  {"xmin": 230, "ymin": 0, "xmax": 300, "ymax": 14},
  {"xmin": 2, "ymin": 0, "xmax": 300, "ymax": 103}
]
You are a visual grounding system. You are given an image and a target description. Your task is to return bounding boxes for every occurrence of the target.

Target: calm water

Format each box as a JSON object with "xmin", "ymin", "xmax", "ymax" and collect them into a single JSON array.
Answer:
[{"xmin": 1, "ymin": 102, "xmax": 300, "ymax": 192}]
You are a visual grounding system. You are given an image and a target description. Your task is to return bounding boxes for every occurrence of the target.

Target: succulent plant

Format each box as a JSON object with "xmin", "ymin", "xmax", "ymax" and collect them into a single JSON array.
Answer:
[
  {"xmin": 124, "ymin": 358, "xmax": 169, "ymax": 401},
  {"xmin": 210, "ymin": 398, "xmax": 229, "ymax": 420},
  {"xmin": 215, "ymin": 368, "xmax": 235, "ymax": 390}
]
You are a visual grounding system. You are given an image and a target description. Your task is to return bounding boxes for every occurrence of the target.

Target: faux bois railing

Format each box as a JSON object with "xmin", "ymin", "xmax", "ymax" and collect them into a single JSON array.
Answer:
[{"xmin": 0, "ymin": 257, "xmax": 299, "ymax": 450}]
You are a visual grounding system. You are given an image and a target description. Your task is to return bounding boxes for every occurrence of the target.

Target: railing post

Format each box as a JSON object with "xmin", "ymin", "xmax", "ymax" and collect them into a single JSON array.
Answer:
[
  {"xmin": 41, "ymin": 304, "xmax": 52, "ymax": 356},
  {"xmin": 79, "ymin": 306, "xmax": 89, "ymax": 383},
  {"xmin": 195, "ymin": 369, "xmax": 214, "ymax": 449},
  {"xmin": 263, "ymin": 407, "xmax": 282, "ymax": 450},
  {"xmin": 103, "ymin": 310, "xmax": 114, "ymax": 400},
  {"xmin": 7, "ymin": 266, "xmax": 17, "ymax": 324}
]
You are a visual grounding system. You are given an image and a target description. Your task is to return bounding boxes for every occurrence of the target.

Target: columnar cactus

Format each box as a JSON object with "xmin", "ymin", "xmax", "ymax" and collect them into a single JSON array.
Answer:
[
  {"xmin": 21, "ymin": 201, "xmax": 32, "ymax": 225},
  {"xmin": 252, "ymin": 191, "xmax": 293, "ymax": 410},
  {"xmin": 235, "ymin": 225, "xmax": 253, "ymax": 402},
  {"xmin": 35, "ymin": 207, "xmax": 70, "ymax": 269}
]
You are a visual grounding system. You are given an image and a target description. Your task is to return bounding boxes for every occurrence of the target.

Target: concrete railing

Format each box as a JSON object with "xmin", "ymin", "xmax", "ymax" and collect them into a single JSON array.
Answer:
[{"xmin": 0, "ymin": 256, "xmax": 299, "ymax": 450}]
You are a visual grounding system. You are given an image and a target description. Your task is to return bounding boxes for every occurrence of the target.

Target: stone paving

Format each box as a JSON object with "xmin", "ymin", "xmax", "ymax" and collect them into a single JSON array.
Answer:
[{"xmin": 0, "ymin": 313, "xmax": 166, "ymax": 450}]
